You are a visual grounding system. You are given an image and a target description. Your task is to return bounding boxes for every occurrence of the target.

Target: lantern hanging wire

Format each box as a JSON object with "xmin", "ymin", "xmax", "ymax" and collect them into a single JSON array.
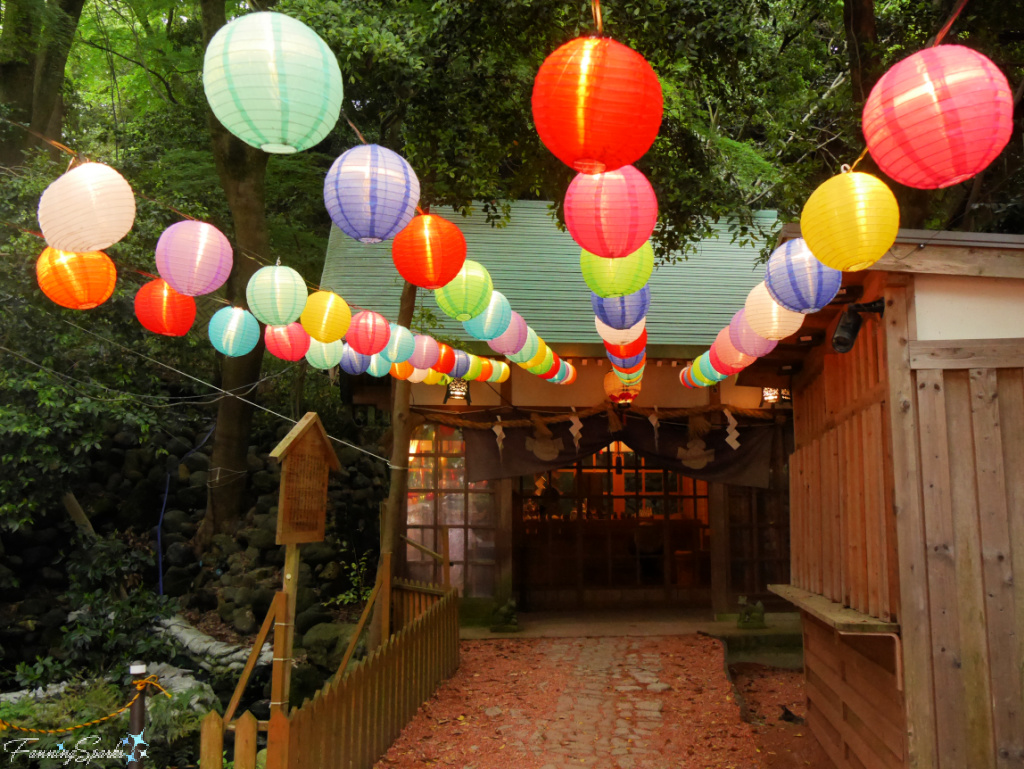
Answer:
[
  {"xmin": 931, "ymin": 0, "xmax": 971, "ymax": 46},
  {"xmin": 591, "ymin": 0, "xmax": 603, "ymax": 34}
]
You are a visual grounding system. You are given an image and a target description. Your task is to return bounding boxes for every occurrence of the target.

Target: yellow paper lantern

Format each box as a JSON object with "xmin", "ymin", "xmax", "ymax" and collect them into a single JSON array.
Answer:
[
  {"xmin": 300, "ymin": 290, "xmax": 351, "ymax": 343},
  {"xmin": 423, "ymin": 369, "xmax": 444, "ymax": 385},
  {"xmin": 521, "ymin": 338, "xmax": 549, "ymax": 369},
  {"xmin": 800, "ymin": 171, "xmax": 899, "ymax": 271},
  {"xmin": 744, "ymin": 282, "xmax": 805, "ymax": 341}
]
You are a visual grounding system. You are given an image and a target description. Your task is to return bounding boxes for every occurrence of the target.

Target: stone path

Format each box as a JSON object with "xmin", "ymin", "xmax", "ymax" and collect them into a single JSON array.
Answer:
[{"xmin": 376, "ymin": 636, "xmax": 760, "ymax": 769}]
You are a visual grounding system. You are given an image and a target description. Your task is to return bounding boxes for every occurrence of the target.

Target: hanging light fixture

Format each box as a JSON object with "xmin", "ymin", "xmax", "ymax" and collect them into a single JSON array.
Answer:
[{"xmin": 444, "ymin": 377, "xmax": 470, "ymax": 404}]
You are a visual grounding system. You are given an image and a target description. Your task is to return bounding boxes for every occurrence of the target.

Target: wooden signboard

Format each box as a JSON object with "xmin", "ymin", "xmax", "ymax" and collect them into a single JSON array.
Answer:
[{"xmin": 270, "ymin": 412, "xmax": 341, "ymax": 545}]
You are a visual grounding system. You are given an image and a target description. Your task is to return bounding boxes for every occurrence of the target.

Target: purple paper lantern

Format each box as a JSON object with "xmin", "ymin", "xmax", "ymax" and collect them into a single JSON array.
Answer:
[
  {"xmin": 450, "ymin": 350, "xmax": 472, "ymax": 378},
  {"xmin": 155, "ymin": 221, "xmax": 233, "ymax": 297},
  {"xmin": 339, "ymin": 343, "xmax": 370, "ymax": 375},
  {"xmin": 591, "ymin": 286, "xmax": 650, "ymax": 329},
  {"xmin": 487, "ymin": 310, "xmax": 528, "ymax": 355},
  {"xmin": 728, "ymin": 309, "xmax": 778, "ymax": 358},
  {"xmin": 409, "ymin": 334, "xmax": 440, "ymax": 370}
]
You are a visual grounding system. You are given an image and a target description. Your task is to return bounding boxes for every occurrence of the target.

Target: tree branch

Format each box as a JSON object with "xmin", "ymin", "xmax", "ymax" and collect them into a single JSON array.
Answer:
[{"xmin": 75, "ymin": 36, "xmax": 179, "ymax": 104}]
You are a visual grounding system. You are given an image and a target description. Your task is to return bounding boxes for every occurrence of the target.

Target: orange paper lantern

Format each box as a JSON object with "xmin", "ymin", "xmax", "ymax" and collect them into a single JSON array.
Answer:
[
  {"xmin": 36, "ymin": 247, "xmax": 116, "ymax": 310},
  {"xmin": 390, "ymin": 360, "xmax": 415, "ymax": 380},
  {"xmin": 434, "ymin": 343, "xmax": 456, "ymax": 375},
  {"xmin": 391, "ymin": 214, "xmax": 467, "ymax": 289},
  {"xmin": 134, "ymin": 278, "xmax": 196, "ymax": 336}
]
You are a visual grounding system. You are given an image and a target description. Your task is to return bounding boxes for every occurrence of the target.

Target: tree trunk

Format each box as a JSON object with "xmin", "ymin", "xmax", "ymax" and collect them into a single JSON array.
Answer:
[
  {"xmin": 368, "ymin": 280, "xmax": 418, "ymax": 648},
  {"xmin": 196, "ymin": 0, "xmax": 271, "ymax": 549}
]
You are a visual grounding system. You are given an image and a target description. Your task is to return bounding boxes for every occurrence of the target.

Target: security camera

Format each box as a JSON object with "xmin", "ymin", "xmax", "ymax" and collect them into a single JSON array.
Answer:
[{"xmin": 831, "ymin": 299, "xmax": 885, "ymax": 353}]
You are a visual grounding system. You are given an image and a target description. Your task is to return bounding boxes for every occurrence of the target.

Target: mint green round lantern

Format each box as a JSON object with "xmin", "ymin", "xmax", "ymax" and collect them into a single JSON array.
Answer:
[
  {"xmin": 580, "ymin": 241, "xmax": 654, "ymax": 297},
  {"xmin": 306, "ymin": 338, "xmax": 344, "ymax": 369},
  {"xmin": 246, "ymin": 264, "xmax": 308, "ymax": 326},
  {"xmin": 434, "ymin": 260, "xmax": 493, "ymax": 321},
  {"xmin": 203, "ymin": 12, "xmax": 344, "ymax": 154},
  {"xmin": 507, "ymin": 328, "xmax": 540, "ymax": 363}
]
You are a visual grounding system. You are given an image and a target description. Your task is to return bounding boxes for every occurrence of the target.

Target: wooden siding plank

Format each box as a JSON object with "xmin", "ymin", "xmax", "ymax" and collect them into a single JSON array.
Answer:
[
  {"xmin": 862, "ymin": 404, "xmax": 882, "ymax": 618},
  {"xmin": 944, "ymin": 370, "xmax": 997, "ymax": 765},
  {"xmin": 968, "ymin": 368, "xmax": 1024, "ymax": 766},
  {"xmin": 910, "ymin": 339, "xmax": 1024, "ymax": 370},
  {"xmin": 914, "ymin": 367, "xmax": 968, "ymax": 769},
  {"xmin": 770, "ymin": 586, "xmax": 898, "ymax": 633},
  {"xmin": 827, "ymin": 429, "xmax": 843, "ymax": 605},
  {"xmin": 882, "ymin": 283, "xmax": 938, "ymax": 769}
]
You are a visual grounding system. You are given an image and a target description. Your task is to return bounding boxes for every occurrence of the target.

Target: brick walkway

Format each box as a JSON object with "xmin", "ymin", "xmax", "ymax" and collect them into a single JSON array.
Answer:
[{"xmin": 376, "ymin": 636, "xmax": 760, "ymax": 769}]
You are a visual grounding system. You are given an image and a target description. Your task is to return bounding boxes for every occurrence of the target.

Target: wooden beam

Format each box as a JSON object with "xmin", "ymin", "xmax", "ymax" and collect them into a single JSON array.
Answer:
[
  {"xmin": 769, "ymin": 585, "xmax": 899, "ymax": 633},
  {"xmin": 224, "ymin": 592, "xmax": 282, "ymax": 725},
  {"xmin": 909, "ymin": 338, "xmax": 1024, "ymax": 370}
]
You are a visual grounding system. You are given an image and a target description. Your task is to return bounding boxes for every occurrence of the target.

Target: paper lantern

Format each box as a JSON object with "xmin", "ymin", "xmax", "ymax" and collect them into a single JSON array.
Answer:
[
  {"xmin": 690, "ymin": 364, "xmax": 714, "ymax": 386},
  {"xmin": 367, "ymin": 354, "xmax": 391, "ymax": 377},
  {"xmin": 863, "ymin": 46, "xmax": 1013, "ymax": 190},
  {"xmin": 680, "ymin": 367, "xmax": 699, "ymax": 389},
  {"xmin": 711, "ymin": 327, "xmax": 755, "ymax": 372},
  {"xmin": 695, "ymin": 354, "xmax": 729, "ymax": 382},
  {"xmin": 300, "ymin": 290, "xmax": 351, "ymax": 343},
  {"xmin": 744, "ymin": 282, "xmax": 805, "ymax": 341},
  {"xmin": 264, "ymin": 323, "xmax": 311, "ymax": 361},
  {"xmin": 532, "ymin": 37, "xmax": 662, "ymax": 174},
  {"xmin": 611, "ymin": 354, "xmax": 646, "ymax": 373},
  {"xmin": 478, "ymin": 359, "xmax": 494, "ymax": 381},
  {"xmin": 538, "ymin": 354, "xmax": 562, "ymax": 380},
  {"xmin": 392, "ymin": 214, "xmax": 467, "ymax": 289},
  {"xmin": 801, "ymin": 172, "xmax": 899, "ymax": 272},
  {"xmin": 422, "ymin": 369, "xmax": 443, "ymax": 385},
  {"xmin": 155, "ymin": 221, "xmax": 233, "ymax": 297},
  {"xmin": 135, "ymin": 278, "xmax": 196, "ymax": 336},
  {"xmin": 581, "ymin": 242, "xmax": 653, "ymax": 298},
  {"xmin": 488, "ymin": 311, "xmax": 528, "ymax": 355},
  {"xmin": 434, "ymin": 260, "xmax": 493, "ymax": 321},
  {"xmin": 614, "ymin": 363, "xmax": 644, "ymax": 380},
  {"xmin": 595, "ymin": 315, "xmax": 645, "ymax": 346},
  {"xmin": 381, "ymin": 324, "xmax": 415, "ymax": 364},
  {"xmin": 38, "ymin": 162, "xmax": 136, "ymax": 252},
  {"xmin": 463, "ymin": 290, "xmax": 512, "ymax": 340},
  {"xmin": 324, "ymin": 144, "xmax": 420, "ymax": 242},
  {"xmin": 765, "ymin": 238, "xmax": 841, "ymax": 313},
  {"xmin": 347, "ymin": 310, "xmax": 390, "ymax": 355},
  {"xmin": 208, "ymin": 307, "xmax": 260, "ymax": 357},
  {"xmin": 729, "ymin": 309, "xmax": 778, "ymax": 358},
  {"xmin": 408, "ymin": 367, "xmax": 431, "ymax": 383},
  {"xmin": 246, "ymin": 264, "xmax": 307, "ymax": 325},
  {"xmin": 462, "ymin": 355, "xmax": 483, "ymax": 381},
  {"xmin": 390, "ymin": 361, "xmax": 415, "ymax": 380},
  {"xmin": 434, "ymin": 343, "xmax": 456, "ymax": 374},
  {"xmin": 708, "ymin": 346, "xmax": 744, "ymax": 376},
  {"xmin": 202, "ymin": 12, "xmax": 343, "ymax": 154},
  {"xmin": 517, "ymin": 335, "xmax": 548, "ymax": 368},
  {"xmin": 604, "ymin": 330, "xmax": 647, "ymax": 359},
  {"xmin": 549, "ymin": 360, "xmax": 570, "ymax": 383},
  {"xmin": 307, "ymin": 339, "xmax": 345, "ymax": 370},
  {"xmin": 526, "ymin": 346, "xmax": 555, "ymax": 375},
  {"xmin": 507, "ymin": 328, "xmax": 540, "ymax": 363},
  {"xmin": 604, "ymin": 371, "xmax": 641, "ymax": 403},
  {"xmin": 565, "ymin": 166, "xmax": 658, "ymax": 257},
  {"xmin": 339, "ymin": 343, "xmax": 369, "ymax": 374},
  {"xmin": 450, "ymin": 350, "xmax": 472, "ymax": 378},
  {"xmin": 592, "ymin": 286, "xmax": 650, "ymax": 329},
  {"xmin": 409, "ymin": 335, "xmax": 440, "ymax": 369},
  {"xmin": 36, "ymin": 248, "xmax": 116, "ymax": 310},
  {"xmin": 560, "ymin": 365, "xmax": 577, "ymax": 386}
]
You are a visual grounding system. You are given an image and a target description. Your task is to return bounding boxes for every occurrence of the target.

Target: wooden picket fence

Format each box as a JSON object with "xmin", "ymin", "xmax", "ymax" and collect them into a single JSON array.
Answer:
[{"xmin": 199, "ymin": 580, "xmax": 459, "ymax": 769}]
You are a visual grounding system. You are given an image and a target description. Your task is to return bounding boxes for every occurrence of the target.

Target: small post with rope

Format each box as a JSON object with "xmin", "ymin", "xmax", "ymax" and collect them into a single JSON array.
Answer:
[{"xmin": 127, "ymin": 662, "xmax": 147, "ymax": 769}]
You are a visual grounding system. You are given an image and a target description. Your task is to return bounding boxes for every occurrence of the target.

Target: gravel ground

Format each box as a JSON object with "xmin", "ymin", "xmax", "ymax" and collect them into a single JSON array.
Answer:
[{"xmin": 376, "ymin": 636, "xmax": 768, "ymax": 769}]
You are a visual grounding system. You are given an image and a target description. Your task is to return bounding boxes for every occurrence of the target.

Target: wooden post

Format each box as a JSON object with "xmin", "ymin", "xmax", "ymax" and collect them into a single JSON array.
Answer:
[
  {"xmin": 264, "ymin": 708, "xmax": 290, "ymax": 769},
  {"xmin": 199, "ymin": 712, "xmax": 224, "ymax": 769},
  {"xmin": 709, "ymin": 483, "xmax": 729, "ymax": 616},
  {"xmin": 379, "ymin": 551, "xmax": 392, "ymax": 641},
  {"xmin": 271, "ymin": 545, "xmax": 300, "ymax": 715}
]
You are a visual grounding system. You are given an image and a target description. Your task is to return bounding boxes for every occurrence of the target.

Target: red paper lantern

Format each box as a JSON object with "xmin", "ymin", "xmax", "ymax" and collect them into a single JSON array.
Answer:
[
  {"xmin": 265, "ymin": 323, "xmax": 311, "ymax": 361},
  {"xmin": 604, "ymin": 329, "xmax": 647, "ymax": 358},
  {"xmin": 434, "ymin": 343, "xmax": 456, "ymax": 374},
  {"xmin": 36, "ymin": 247, "xmax": 116, "ymax": 310},
  {"xmin": 391, "ymin": 214, "xmax": 467, "ymax": 289},
  {"xmin": 347, "ymin": 310, "xmax": 391, "ymax": 355},
  {"xmin": 532, "ymin": 37, "xmax": 663, "ymax": 174},
  {"xmin": 134, "ymin": 278, "xmax": 196, "ymax": 336},
  {"xmin": 863, "ymin": 45, "xmax": 1013, "ymax": 189},
  {"xmin": 564, "ymin": 165, "xmax": 658, "ymax": 257}
]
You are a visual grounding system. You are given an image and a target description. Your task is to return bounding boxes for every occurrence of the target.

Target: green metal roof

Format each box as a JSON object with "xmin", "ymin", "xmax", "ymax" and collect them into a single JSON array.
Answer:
[{"xmin": 320, "ymin": 201, "xmax": 776, "ymax": 349}]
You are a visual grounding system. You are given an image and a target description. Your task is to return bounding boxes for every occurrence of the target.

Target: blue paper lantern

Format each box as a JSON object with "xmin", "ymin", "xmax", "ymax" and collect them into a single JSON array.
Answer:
[
  {"xmin": 462, "ymin": 290, "xmax": 512, "ymax": 341},
  {"xmin": 450, "ymin": 350, "xmax": 472, "ymax": 378},
  {"xmin": 591, "ymin": 286, "xmax": 650, "ymax": 329},
  {"xmin": 208, "ymin": 307, "xmax": 260, "ymax": 357},
  {"xmin": 381, "ymin": 323, "xmax": 415, "ymax": 364},
  {"xmin": 765, "ymin": 238, "xmax": 842, "ymax": 314},
  {"xmin": 306, "ymin": 338, "xmax": 345, "ymax": 369},
  {"xmin": 608, "ymin": 351, "xmax": 646, "ymax": 368},
  {"xmin": 339, "ymin": 343, "xmax": 370, "ymax": 375},
  {"xmin": 367, "ymin": 354, "xmax": 391, "ymax": 377},
  {"xmin": 324, "ymin": 145, "xmax": 420, "ymax": 243}
]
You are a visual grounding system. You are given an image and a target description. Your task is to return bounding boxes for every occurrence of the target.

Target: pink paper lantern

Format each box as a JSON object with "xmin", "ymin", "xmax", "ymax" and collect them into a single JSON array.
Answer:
[
  {"xmin": 710, "ymin": 327, "xmax": 756, "ymax": 373},
  {"xmin": 564, "ymin": 165, "xmax": 658, "ymax": 258},
  {"xmin": 409, "ymin": 334, "xmax": 440, "ymax": 370},
  {"xmin": 155, "ymin": 221, "xmax": 233, "ymax": 296},
  {"xmin": 347, "ymin": 310, "xmax": 391, "ymax": 355},
  {"xmin": 265, "ymin": 323, "xmax": 311, "ymax": 361},
  {"xmin": 863, "ymin": 45, "xmax": 1013, "ymax": 189},
  {"xmin": 728, "ymin": 309, "xmax": 778, "ymax": 358},
  {"xmin": 487, "ymin": 310, "xmax": 528, "ymax": 355}
]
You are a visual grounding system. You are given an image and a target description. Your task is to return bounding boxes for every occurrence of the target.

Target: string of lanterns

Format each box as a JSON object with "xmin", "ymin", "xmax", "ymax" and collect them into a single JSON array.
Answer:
[{"xmin": 681, "ymin": 34, "xmax": 1013, "ymax": 389}]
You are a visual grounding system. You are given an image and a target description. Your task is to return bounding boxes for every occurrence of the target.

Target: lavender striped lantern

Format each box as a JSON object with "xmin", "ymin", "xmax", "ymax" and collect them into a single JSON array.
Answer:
[
  {"xmin": 591, "ymin": 286, "xmax": 649, "ymax": 329},
  {"xmin": 487, "ymin": 310, "xmax": 528, "ymax": 355},
  {"xmin": 324, "ymin": 144, "xmax": 420, "ymax": 243},
  {"xmin": 728, "ymin": 309, "xmax": 778, "ymax": 358},
  {"xmin": 765, "ymin": 238, "xmax": 842, "ymax": 314},
  {"xmin": 156, "ymin": 221, "xmax": 233, "ymax": 297}
]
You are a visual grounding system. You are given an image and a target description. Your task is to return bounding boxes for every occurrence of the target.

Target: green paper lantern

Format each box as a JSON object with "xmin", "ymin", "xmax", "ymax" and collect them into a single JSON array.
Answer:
[
  {"xmin": 527, "ymin": 346, "xmax": 555, "ymax": 375},
  {"xmin": 305, "ymin": 338, "xmax": 344, "ymax": 369},
  {"xmin": 246, "ymin": 264, "xmax": 308, "ymax": 326},
  {"xmin": 465, "ymin": 355, "xmax": 484, "ymax": 381},
  {"xmin": 203, "ymin": 12, "xmax": 344, "ymax": 154},
  {"xmin": 434, "ymin": 260, "xmax": 493, "ymax": 321},
  {"xmin": 580, "ymin": 241, "xmax": 654, "ymax": 297},
  {"xmin": 507, "ymin": 328, "xmax": 540, "ymax": 363}
]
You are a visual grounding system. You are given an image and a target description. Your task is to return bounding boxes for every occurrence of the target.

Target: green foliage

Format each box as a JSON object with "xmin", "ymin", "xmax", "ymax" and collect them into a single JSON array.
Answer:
[{"xmin": 325, "ymin": 542, "xmax": 375, "ymax": 608}]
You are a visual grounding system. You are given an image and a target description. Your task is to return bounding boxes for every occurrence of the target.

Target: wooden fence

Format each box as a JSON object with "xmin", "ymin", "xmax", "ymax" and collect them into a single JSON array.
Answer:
[{"xmin": 200, "ymin": 581, "xmax": 459, "ymax": 769}]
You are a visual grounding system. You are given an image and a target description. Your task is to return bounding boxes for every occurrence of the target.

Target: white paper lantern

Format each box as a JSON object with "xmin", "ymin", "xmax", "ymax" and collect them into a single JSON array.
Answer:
[
  {"xmin": 744, "ymin": 282, "xmax": 805, "ymax": 341},
  {"xmin": 595, "ymin": 315, "xmax": 646, "ymax": 346},
  {"xmin": 408, "ymin": 367, "xmax": 431, "ymax": 383},
  {"xmin": 38, "ymin": 162, "xmax": 136, "ymax": 252}
]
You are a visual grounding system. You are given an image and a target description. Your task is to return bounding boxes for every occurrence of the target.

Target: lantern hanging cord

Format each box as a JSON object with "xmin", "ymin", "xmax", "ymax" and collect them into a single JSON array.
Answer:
[
  {"xmin": 932, "ymin": 0, "xmax": 971, "ymax": 46},
  {"xmin": 343, "ymin": 112, "xmax": 369, "ymax": 145},
  {"xmin": 591, "ymin": 0, "xmax": 603, "ymax": 34},
  {"xmin": 848, "ymin": 146, "xmax": 870, "ymax": 172},
  {"xmin": 0, "ymin": 117, "xmax": 78, "ymax": 157}
]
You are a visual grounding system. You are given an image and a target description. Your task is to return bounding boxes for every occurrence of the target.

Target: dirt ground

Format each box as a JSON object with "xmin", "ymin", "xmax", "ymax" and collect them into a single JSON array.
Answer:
[{"xmin": 375, "ymin": 637, "xmax": 833, "ymax": 769}]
